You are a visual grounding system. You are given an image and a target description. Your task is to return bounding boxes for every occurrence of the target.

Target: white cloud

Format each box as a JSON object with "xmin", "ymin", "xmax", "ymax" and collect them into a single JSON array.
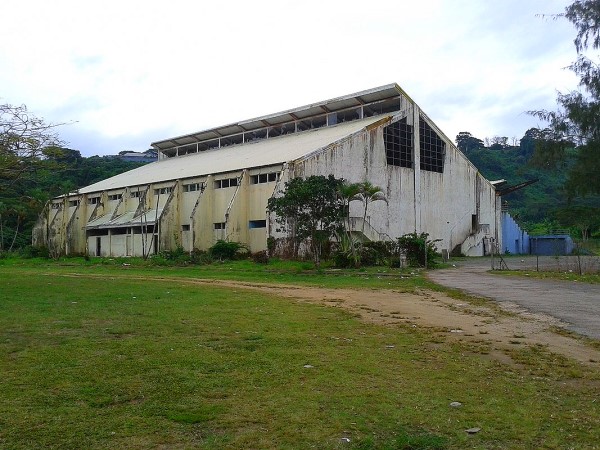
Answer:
[{"xmin": 0, "ymin": 0, "xmax": 577, "ymax": 155}]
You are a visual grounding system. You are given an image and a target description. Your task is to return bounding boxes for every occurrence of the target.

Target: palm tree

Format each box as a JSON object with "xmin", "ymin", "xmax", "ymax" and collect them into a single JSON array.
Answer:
[
  {"xmin": 338, "ymin": 182, "xmax": 361, "ymax": 233},
  {"xmin": 354, "ymin": 181, "xmax": 387, "ymax": 234}
]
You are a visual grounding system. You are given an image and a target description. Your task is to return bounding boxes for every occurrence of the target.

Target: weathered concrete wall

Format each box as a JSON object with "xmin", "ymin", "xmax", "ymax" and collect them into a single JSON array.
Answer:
[
  {"xmin": 292, "ymin": 112, "xmax": 498, "ymax": 256},
  {"xmin": 34, "ymin": 91, "xmax": 498, "ymax": 258}
]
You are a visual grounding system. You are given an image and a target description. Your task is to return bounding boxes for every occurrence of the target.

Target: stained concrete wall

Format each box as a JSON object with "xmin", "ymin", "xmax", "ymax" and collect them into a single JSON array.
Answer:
[
  {"xmin": 35, "ymin": 108, "xmax": 498, "ymax": 257},
  {"xmin": 291, "ymin": 113, "xmax": 499, "ymax": 256}
]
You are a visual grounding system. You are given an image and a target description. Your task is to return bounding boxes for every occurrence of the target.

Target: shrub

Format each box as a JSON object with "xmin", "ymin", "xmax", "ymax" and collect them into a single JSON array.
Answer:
[
  {"xmin": 397, "ymin": 232, "xmax": 440, "ymax": 268},
  {"xmin": 209, "ymin": 240, "xmax": 249, "ymax": 261},
  {"xmin": 19, "ymin": 245, "xmax": 50, "ymax": 259}
]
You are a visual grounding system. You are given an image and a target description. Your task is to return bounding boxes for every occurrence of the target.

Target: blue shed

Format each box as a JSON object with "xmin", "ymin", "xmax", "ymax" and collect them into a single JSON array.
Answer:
[{"xmin": 529, "ymin": 235, "xmax": 575, "ymax": 256}]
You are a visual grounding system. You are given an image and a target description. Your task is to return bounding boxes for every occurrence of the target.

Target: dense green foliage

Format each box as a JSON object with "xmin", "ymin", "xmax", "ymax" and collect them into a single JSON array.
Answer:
[
  {"xmin": 529, "ymin": 0, "xmax": 600, "ymax": 197},
  {"xmin": 462, "ymin": 143, "xmax": 600, "ymax": 236},
  {"xmin": 0, "ymin": 146, "xmax": 144, "ymax": 251},
  {"xmin": 268, "ymin": 175, "xmax": 346, "ymax": 266},
  {"xmin": 209, "ymin": 240, "xmax": 249, "ymax": 261}
]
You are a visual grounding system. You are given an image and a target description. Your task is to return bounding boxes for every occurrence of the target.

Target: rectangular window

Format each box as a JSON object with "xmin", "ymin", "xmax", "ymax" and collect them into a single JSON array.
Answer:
[
  {"xmin": 249, "ymin": 220, "xmax": 267, "ymax": 229},
  {"xmin": 419, "ymin": 116, "xmax": 445, "ymax": 173},
  {"xmin": 183, "ymin": 182, "xmax": 204, "ymax": 192},
  {"xmin": 69, "ymin": 200, "xmax": 79, "ymax": 207},
  {"xmin": 384, "ymin": 118, "xmax": 413, "ymax": 168},
  {"xmin": 214, "ymin": 222, "xmax": 226, "ymax": 230},
  {"xmin": 182, "ymin": 224, "xmax": 191, "ymax": 231},
  {"xmin": 130, "ymin": 190, "xmax": 143, "ymax": 198},
  {"xmin": 108, "ymin": 194, "xmax": 122, "ymax": 201},
  {"xmin": 88, "ymin": 196, "xmax": 101, "ymax": 205},
  {"xmin": 215, "ymin": 177, "xmax": 239, "ymax": 189},
  {"xmin": 51, "ymin": 202, "xmax": 62, "ymax": 209},
  {"xmin": 154, "ymin": 187, "xmax": 173, "ymax": 196},
  {"xmin": 250, "ymin": 172, "xmax": 280, "ymax": 184}
]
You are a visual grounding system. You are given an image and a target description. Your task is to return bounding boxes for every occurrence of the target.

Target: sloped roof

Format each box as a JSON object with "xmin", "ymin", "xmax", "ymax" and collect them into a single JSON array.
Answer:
[
  {"xmin": 78, "ymin": 115, "xmax": 389, "ymax": 194},
  {"xmin": 151, "ymin": 84, "xmax": 403, "ymax": 150},
  {"xmin": 86, "ymin": 209, "xmax": 164, "ymax": 229}
]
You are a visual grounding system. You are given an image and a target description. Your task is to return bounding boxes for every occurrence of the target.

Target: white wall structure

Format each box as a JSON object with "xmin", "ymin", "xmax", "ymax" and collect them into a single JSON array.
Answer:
[{"xmin": 33, "ymin": 84, "xmax": 502, "ymax": 257}]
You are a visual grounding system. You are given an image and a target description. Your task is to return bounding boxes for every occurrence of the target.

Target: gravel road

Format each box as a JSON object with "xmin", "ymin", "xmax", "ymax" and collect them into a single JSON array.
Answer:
[{"xmin": 427, "ymin": 256, "xmax": 600, "ymax": 339}]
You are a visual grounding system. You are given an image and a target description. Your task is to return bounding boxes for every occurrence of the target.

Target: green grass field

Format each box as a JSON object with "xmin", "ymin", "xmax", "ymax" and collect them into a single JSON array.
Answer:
[{"xmin": 1, "ymin": 260, "xmax": 599, "ymax": 448}]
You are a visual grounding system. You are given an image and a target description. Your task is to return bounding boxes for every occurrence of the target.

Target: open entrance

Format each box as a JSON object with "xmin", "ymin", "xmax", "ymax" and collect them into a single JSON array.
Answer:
[{"xmin": 95, "ymin": 237, "xmax": 101, "ymax": 256}]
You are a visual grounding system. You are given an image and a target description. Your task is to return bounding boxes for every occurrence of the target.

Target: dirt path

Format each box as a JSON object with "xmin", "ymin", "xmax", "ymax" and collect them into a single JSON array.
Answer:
[{"xmin": 58, "ymin": 272, "xmax": 600, "ymax": 367}]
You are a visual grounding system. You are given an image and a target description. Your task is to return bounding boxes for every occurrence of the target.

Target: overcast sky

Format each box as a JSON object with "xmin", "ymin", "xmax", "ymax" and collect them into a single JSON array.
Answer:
[{"xmin": 0, "ymin": 0, "xmax": 578, "ymax": 156}]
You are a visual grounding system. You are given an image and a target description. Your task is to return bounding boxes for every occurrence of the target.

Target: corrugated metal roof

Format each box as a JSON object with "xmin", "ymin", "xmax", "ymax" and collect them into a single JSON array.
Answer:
[
  {"xmin": 151, "ymin": 83, "xmax": 403, "ymax": 150},
  {"xmin": 86, "ymin": 208, "xmax": 164, "ymax": 229},
  {"xmin": 78, "ymin": 115, "xmax": 389, "ymax": 194}
]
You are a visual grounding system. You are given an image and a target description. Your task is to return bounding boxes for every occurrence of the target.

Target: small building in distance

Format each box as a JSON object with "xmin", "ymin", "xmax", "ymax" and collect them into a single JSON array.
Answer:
[
  {"xmin": 33, "ymin": 84, "xmax": 502, "ymax": 258},
  {"xmin": 116, "ymin": 150, "xmax": 158, "ymax": 163}
]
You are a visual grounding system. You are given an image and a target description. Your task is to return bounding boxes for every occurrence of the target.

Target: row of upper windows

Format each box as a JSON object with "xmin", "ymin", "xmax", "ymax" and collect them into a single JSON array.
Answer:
[
  {"xmin": 62, "ymin": 174, "xmax": 277, "ymax": 206},
  {"xmin": 87, "ymin": 222, "xmax": 267, "ymax": 233},
  {"xmin": 160, "ymin": 97, "xmax": 402, "ymax": 158},
  {"xmin": 211, "ymin": 220, "xmax": 266, "ymax": 230}
]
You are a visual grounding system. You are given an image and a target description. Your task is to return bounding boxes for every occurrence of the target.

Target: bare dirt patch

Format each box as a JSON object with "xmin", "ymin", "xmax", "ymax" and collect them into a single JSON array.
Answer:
[
  {"xmin": 157, "ymin": 277, "xmax": 600, "ymax": 366},
  {"xmin": 60, "ymin": 273, "xmax": 600, "ymax": 366}
]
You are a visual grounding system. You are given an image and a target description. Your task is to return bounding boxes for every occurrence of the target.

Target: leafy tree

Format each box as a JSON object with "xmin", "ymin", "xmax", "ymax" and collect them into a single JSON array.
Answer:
[
  {"xmin": 553, "ymin": 206, "xmax": 600, "ymax": 240},
  {"xmin": 519, "ymin": 128, "xmax": 544, "ymax": 158},
  {"xmin": 489, "ymin": 136, "xmax": 509, "ymax": 150},
  {"xmin": 0, "ymin": 104, "xmax": 66, "ymax": 251},
  {"xmin": 1, "ymin": 103, "xmax": 64, "ymax": 189},
  {"xmin": 530, "ymin": 0, "xmax": 600, "ymax": 196},
  {"xmin": 267, "ymin": 175, "xmax": 345, "ymax": 266},
  {"xmin": 455, "ymin": 132, "xmax": 485, "ymax": 153}
]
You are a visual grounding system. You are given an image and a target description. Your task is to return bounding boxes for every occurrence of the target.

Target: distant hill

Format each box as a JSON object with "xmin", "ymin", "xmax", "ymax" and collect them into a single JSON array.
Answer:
[{"xmin": 463, "ymin": 146, "xmax": 600, "ymax": 236}]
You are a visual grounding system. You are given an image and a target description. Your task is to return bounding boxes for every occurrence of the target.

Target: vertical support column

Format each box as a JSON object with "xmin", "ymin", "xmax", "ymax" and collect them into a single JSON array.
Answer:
[{"xmin": 412, "ymin": 106, "xmax": 421, "ymax": 233}]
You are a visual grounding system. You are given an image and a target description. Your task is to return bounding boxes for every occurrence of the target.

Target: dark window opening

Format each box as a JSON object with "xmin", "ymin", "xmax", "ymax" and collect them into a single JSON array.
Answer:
[
  {"xmin": 250, "ymin": 172, "xmax": 279, "ymax": 184},
  {"xmin": 215, "ymin": 177, "xmax": 239, "ymax": 189},
  {"xmin": 183, "ymin": 182, "xmax": 204, "ymax": 192},
  {"xmin": 472, "ymin": 214, "xmax": 478, "ymax": 233},
  {"xmin": 419, "ymin": 117, "xmax": 445, "ymax": 173},
  {"xmin": 365, "ymin": 98, "xmax": 400, "ymax": 116},
  {"xmin": 249, "ymin": 220, "xmax": 267, "ymax": 229},
  {"xmin": 179, "ymin": 143, "xmax": 197, "ymax": 155},
  {"xmin": 154, "ymin": 187, "xmax": 173, "ymax": 195},
  {"xmin": 111, "ymin": 228, "xmax": 128, "ymax": 235},
  {"xmin": 245, "ymin": 128, "xmax": 268, "ymax": 142},
  {"xmin": 182, "ymin": 224, "xmax": 190, "ymax": 231},
  {"xmin": 198, "ymin": 139, "xmax": 220, "ymax": 152},
  {"xmin": 220, "ymin": 134, "xmax": 244, "ymax": 147},
  {"xmin": 214, "ymin": 222, "xmax": 226, "ymax": 230},
  {"xmin": 297, "ymin": 115, "xmax": 327, "ymax": 132},
  {"xmin": 131, "ymin": 225, "xmax": 155, "ymax": 234},
  {"xmin": 336, "ymin": 108, "xmax": 361, "ymax": 123},
  {"xmin": 384, "ymin": 118, "xmax": 413, "ymax": 168}
]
